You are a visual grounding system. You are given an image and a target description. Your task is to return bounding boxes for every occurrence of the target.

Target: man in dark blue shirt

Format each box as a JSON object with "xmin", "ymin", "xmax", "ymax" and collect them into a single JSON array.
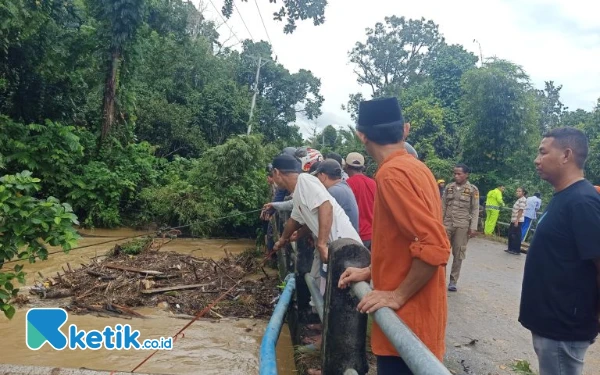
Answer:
[{"xmin": 519, "ymin": 127, "xmax": 600, "ymax": 375}]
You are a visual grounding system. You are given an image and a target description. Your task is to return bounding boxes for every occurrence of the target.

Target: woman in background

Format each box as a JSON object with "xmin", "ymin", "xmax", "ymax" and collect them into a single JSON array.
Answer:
[{"xmin": 506, "ymin": 187, "xmax": 527, "ymax": 255}]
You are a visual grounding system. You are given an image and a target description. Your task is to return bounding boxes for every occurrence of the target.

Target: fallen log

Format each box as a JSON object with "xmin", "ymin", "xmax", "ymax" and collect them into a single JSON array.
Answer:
[
  {"xmin": 103, "ymin": 263, "xmax": 163, "ymax": 275},
  {"xmin": 45, "ymin": 289, "xmax": 74, "ymax": 299},
  {"xmin": 84, "ymin": 304, "xmax": 105, "ymax": 313},
  {"xmin": 140, "ymin": 283, "xmax": 212, "ymax": 294}
]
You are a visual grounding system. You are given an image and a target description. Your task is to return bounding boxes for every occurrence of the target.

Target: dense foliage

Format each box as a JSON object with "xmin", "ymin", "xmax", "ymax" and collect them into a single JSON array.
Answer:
[
  {"xmin": 1, "ymin": 2, "xmax": 599, "ymax": 317},
  {"xmin": 329, "ymin": 16, "xmax": 600, "ymax": 199},
  {"xmin": 0, "ymin": 171, "xmax": 80, "ymax": 318},
  {"xmin": 0, "ymin": 0, "xmax": 323, "ymax": 233},
  {"xmin": 1, "ymin": 1, "xmax": 598, "ymax": 234},
  {"xmin": 0, "ymin": 0, "xmax": 329, "ymax": 317}
]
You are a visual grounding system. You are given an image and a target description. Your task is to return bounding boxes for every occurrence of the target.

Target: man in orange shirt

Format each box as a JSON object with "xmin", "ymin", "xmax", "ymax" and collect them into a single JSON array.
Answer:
[{"xmin": 339, "ymin": 97, "xmax": 450, "ymax": 374}]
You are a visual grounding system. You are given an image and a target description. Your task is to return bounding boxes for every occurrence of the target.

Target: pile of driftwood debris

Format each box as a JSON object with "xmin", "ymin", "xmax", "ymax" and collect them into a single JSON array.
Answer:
[{"xmin": 29, "ymin": 237, "xmax": 281, "ymax": 319}]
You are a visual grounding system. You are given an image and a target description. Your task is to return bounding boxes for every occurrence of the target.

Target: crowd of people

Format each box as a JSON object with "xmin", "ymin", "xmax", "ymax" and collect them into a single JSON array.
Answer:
[{"xmin": 260, "ymin": 97, "xmax": 600, "ymax": 375}]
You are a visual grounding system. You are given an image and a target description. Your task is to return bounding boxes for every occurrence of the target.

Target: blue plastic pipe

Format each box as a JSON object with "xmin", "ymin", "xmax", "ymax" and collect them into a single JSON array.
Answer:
[{"xmin": 259, "ymin": 274, "xmax": 296, "ymax": 375}]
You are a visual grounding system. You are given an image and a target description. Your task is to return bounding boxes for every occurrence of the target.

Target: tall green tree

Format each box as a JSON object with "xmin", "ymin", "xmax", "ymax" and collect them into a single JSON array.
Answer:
[
  {"xmin": 132, "ymin": 9, "xmax": 244, "ymax": 152},
  {"xmin": 426, "ymin": 43, "xmax": 478, "ymax": 110},
  {"xmin": 424, "ymin": 43, "xmax": 478, "ymax": 156},
  {"xmin": 348, "ymin": 16, "xmax": 443, "ymax": 96},
  {"xmin": 342, "ymin": 93, "xmax": 365, "ymax": 122},
  {"xmin": 320, "ymin": 125, "xmax": 338, "ymax": 149},
  {"xmin": 0, "ymin": 0, "xmax": 96, "ymax": 124},
  {"xmin": 578, "ymin": 99, "xmax": 600, "ymax": 183},
  {"xmin": 403, "ymin": 97, "xmax": 447, "ymax": 160},
  {"xmin": 345, "ymin": 23, "xmax": 470, "ymax": 160},
  {"xmin": 562, "ymin": 108, "xmax": 593, "ymax": 128},
  {"xmin": 91, "ymin": 0, "xmax": 145, "ymax": 140},
  {"xmin": 537, "ymin": 80, "xmax": 565, "ymax": 132},
  {"xmin": 459, "ymin": 59, "xmax": 540, "ymax": 188}
]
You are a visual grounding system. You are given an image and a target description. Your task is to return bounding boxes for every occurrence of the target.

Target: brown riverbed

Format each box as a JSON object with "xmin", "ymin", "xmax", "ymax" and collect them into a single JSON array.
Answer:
[{"xmin": 0, "ymin": 229, "xmax": 296, "ymax": 374}]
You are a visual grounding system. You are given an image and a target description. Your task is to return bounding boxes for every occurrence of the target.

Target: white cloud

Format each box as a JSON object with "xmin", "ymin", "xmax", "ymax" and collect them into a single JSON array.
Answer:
[{"xmin": 198, "ymin": 0, "xmax": 599, "ymax": 137}]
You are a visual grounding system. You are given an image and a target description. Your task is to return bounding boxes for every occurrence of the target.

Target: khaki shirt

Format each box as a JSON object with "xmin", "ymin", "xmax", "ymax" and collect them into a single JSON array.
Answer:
[{"xmin": 442, "ymin": 181, "xmax": 480, "ymax": 231}]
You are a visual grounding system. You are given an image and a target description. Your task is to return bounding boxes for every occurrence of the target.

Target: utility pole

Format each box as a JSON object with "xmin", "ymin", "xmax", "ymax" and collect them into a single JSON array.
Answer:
[
  {"xmin": 473, "ymin": 39, "xmax": 484, "ymax": 67},
  {"xmin": 247, "ymin": 56, "xmax": 267, "ymax": 135}
]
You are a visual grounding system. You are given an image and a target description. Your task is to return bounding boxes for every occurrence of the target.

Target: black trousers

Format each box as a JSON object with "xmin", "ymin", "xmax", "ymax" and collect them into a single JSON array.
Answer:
[
  {"xmin": 508, "ymin": 222, "xmax": 522, "ymax": 252},
  {"xmin": 377, "ymin": 356, "xmax": 413, "ymax": 375}
]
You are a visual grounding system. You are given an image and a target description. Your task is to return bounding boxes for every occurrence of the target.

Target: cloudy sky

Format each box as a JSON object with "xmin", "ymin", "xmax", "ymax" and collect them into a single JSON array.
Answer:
[{"xmin": 198, "ymin": 0, "xmax": 600, "ymax": 136}]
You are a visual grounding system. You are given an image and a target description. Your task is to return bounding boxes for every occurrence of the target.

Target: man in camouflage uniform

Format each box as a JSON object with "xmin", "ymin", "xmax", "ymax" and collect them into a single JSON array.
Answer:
[{"xmin": 442, "ymin": 163, "xmax": 479, "ymax": 292}]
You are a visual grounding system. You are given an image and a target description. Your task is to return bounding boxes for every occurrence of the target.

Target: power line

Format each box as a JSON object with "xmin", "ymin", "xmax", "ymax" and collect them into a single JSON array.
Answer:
[
  {"xmin": 208, "ymin": 0, "xmax": 243, "ymax": 45},
  {"xmin": 233, "ymin": 1, "xmax": 255, "ymax": 42},
  {"xmin": 253, "ymin": 0, "xmax": 273, "ymax": 46}
]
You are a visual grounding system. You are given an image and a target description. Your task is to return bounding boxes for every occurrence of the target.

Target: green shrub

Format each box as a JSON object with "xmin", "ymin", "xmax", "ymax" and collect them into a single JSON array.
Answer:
[{"xmin": 0, "ymin": 171, "xmax": 80, "ymax": 318}]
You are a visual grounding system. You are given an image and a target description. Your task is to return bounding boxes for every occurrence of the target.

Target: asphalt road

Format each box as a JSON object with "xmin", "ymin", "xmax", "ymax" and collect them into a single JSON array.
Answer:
[{"xmin": 444, "ymin": 237, "xmax": 599, "ymax": 375}]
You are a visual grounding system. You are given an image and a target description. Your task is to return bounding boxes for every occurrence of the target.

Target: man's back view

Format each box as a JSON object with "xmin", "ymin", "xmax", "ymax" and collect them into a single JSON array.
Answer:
[
  {"xmin": 338, "ymin": 97, "xmax": 450, "ymax": 374},
  {"xmin": 345, "ymin": 152, "xmax": 376, "ymax": 250}
]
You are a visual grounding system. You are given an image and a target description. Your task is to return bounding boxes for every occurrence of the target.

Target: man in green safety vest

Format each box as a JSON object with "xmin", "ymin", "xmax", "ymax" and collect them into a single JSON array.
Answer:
[{"xmin": 484, "ymin": 184, "xmax": 505, "ymax": 235}]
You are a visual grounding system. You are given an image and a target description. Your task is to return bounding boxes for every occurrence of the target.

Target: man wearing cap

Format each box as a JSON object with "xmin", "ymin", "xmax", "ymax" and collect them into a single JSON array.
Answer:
[
  {"xmin": 271, "ymin": 154, "xmax": 362, "ymax": 292},
  {"xmin": 338, "ymin": 97, "xmax": 450, "ymax": 373},
  {"xmin": 325, "ymin": 152, "xmax": 350, "ymax": 180},
  {"xmin": 310, "ymin": 159, "xmax": 359, "ymax": 232},
  {"xmin": 268, "ymin": 147, "xmax": 301, "ymax": 208},
  {"xmin": 345, "ymin": 152, "xmax": 377, "ymax": 250}
]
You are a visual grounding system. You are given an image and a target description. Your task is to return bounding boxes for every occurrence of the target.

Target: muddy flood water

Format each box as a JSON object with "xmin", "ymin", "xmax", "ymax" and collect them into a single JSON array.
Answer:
[{"xmin": 0, "ymin": 229, "xmax": 295, "ymax": 374}]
